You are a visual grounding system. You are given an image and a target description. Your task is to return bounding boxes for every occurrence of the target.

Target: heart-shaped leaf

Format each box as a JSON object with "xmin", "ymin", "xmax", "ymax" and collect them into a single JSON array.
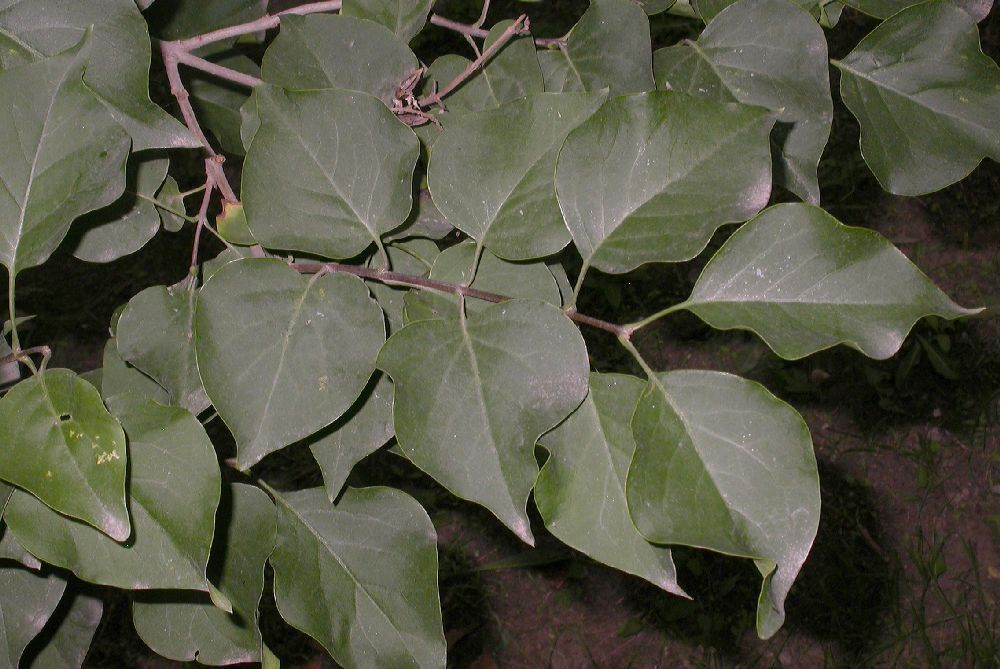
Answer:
[
  {"xmin": 627, "ymin": 370, "xmax": 819, "ymax": 639},
  {"xmin": 341, "ymin": 0, "xmax": 434, "ymax": 43},
  {"xmin": 654, "ymin": 0, "xmax": 832, "ymax": 203},
  {"xmin": 685, "ymin": 203, "xmax": 980, "ymax": 360},
  {"xmin": 270, "ymin": 487, "xmax": 445, "ymax": 669},
  {"xmin": 834, "ymin": 1, "xmax": 1000, "ymax": 195},
  {"xmin": 556, "ymin": 91, "xmax": 774, "ymax": 274},
  {"xmin": 536, "ymin": 0, "xmax": 654, "ymax": 94},
  {"xmin": 428, "ymin": 92, "xmax": 605, "ymax": 260},
  {"xmin": 132, "ymin": 483, "xmax": 276, "ymax": 665},
  {"xmin": 117, "ymin": 283, "xmax": 209, "ymax": 414},
  {"xmin": 242, "ymin": 86, "xmax": 419, "ymax": 260},
  {"xmin": 535, "ymin": 373, "xmax": 685, "ymax": 595},
  {"xmin": 0, "ymin": 37, "xmax": 130, "ymax": 275},
  {"xmin": 196, "ymin": 259, "xmax": 385, "ymax": 469},
  {"xmin": 378, "ymin": 300, "xmax": 589, "ymax": 543},
  {"xmin": 0, "ymin": 369, "xmax": 129, "ymax": 541},
  {"xmin": 4, "ymin": 396, "xmax": 221, "ymax": 592},
  {"xmin": 261, "ymin": 14, "xmax": 419, "ymax": 107}
]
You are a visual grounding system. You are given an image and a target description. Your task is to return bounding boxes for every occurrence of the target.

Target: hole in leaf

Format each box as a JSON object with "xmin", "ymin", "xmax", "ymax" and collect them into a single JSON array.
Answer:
[{"xmin": 58, "ymin": 413, "xmax": 71, "ymax": 422}]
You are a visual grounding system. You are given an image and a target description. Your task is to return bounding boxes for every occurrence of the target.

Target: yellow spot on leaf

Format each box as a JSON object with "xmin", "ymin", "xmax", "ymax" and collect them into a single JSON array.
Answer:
[{"xmin": 96, "ymin": 450, "xmax": 121, "ymax": 465}]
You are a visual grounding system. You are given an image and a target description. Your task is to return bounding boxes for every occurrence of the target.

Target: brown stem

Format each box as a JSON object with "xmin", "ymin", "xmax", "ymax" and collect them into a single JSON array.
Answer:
[
  {"xmin": 428, "ymin": 13, "xmax": 565, "ymax": 47},
  {"xmin": 419, "ymin": 15, "xmax": 529, "ymax": 107},
  {"xmin": 189, "ymin": 168, "xmax": 216, "ymax": 276},
  {"xmin": 172, "ymin": 1, "xmax": 341, "ymax": 53},
  {"xmin": 292, "ymin": 261, "xmax": 629, "ymax": 337},
  {"xmin": 0, "ymin": 345, "xmax": 51, "ymax": 368},
  {"xmin": 158, "ymin": 2, "xmax": 341, "ymax": 203},
  {"xmin": 173, "ymin": 50, "xmax": 263, "ymax": 88}
]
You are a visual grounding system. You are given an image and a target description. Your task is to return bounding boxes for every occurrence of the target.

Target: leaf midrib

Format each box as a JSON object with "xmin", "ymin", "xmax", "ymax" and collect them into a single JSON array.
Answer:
[
  {"xmin": 10, "ymin": 54, "xmax": 77, "ymax": 272},
  {"xmin": 277, "ymin": 495, "xmax": 415, "ymax": 662}
]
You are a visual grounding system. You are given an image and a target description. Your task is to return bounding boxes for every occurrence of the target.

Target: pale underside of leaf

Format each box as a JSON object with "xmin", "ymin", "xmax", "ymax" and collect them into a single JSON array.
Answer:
[
  {"xmin": 686, "ymin": 203, "xmax": 979, "ymax": 360},
  {"xmin": 834, "ymin": 1, "xmax": 1000, "ymax": 195},
  {"xmin": 627, "ymin": 370, "xmax": 819, "ymax": 638}
]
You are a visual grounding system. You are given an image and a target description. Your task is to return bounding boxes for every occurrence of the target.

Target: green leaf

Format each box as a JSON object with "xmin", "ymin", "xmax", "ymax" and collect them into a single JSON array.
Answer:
[
  {"xmin": 834, "ymin": 1, "xmax": 1000, "ymax": 195},
  {"xmin": 626, "ymin": 370, "xmax": 819, "ymax": 638},
  {"xmin": 215, "ymin": 201, "xmax": 257, "ymax": 246},
  {"xmin": 261, "ymin": 14, "xmax": 419, "ymax": 107},
  {"xmin": 4, "ymin": 396, "xmax": 221, "ymax": 591},
  {"xmin": 133, "ymin": 483, "xmax": 276, "ymax": 665},
  {"xmin": 0, "ymin": 566, "xmax": 66, "ymax": 667},
  {"xmin": 145, "ymin": 0, "xmax": 267, "ymax": 40},
  {"xmin": 99, "ymin": 339, "xmax": 170, "ymax": 405},
  {"xmin": 155, "ymin": 176, "xmax": 188, "ymax": 233},
  {"xmin": 428, "ymin": 92, "xmax": 605, "ymax": 260},
  {"xmin": 68, "ymin": 153, "xmax": 168, "ymax": 263},
  {"xmin": 843, "ymin": 0, "xmax": 993, "ymax": 21},
  {"xmin": 189, "ymin": 54, "xmax": 261, "ymax": 157},
  {"xmin": 370, "ymin": 239, "xmax": 440, "ymax": 335},
  {"xmin": 0, "ymin": 37, "xmax": 130, "ymax": 275},
  {"xmin": 196, "ymin": 259, "xmax": 386, "ymax": 470},
  {"xmin": 310, "ymin": 373, "xmax": 395, "ymax": 501},
  {"xmin": 637, "ymin": 0, "xmax": 676, "ymax": 13},
  {"xmin": 0, "ymin": 0, "xmax": 198, "ymax": 149},
  {"xmin": 425, "ymin": 20, "xmax": 543, "ymax": 114},
  {"xmin": 535, "ymin": 0, "xmax": 653, "ymax": 94},
  {"xmin": 1, "ymin": 482, "xmax": 41, "ymax": 569},
  {"xmin": 378, "ymin": 300, "xmax": 589, "ymax": 543},
  {"xmin": 386, "ymin": 191, "xmax": 453, "ymax": 242},
  {"xmin": 0, "ymin": 369, "xmax": 129, "ymax": 541},
  {"xmin": 116, "ymin": 283, "xmax": 209, "ymax": 414},
  {"xmin": 403, "ymin": 241, "xmax": 562, "ymax": 323},
  {"xmin": 556, "ymin": 91, "xmax": 775, "ymax": 274},
  {"xmin": 242, "ymin": 86, "xmax": 419, "ymax": 260},
  {"xmin": 270, "ymin": 487, "xmax": 445, "ymax": 669},
  {"xmin": 685, "ymin": 203, "xmax": 980, "ymax": 360},
  {"xmin": 26, "ymin": 590, "xmax": 103, "ymax": 669},
  {"xmin": 654, "ymin": 0, "xmax": 832, "ymax": 203},
  {"xmin": 341, "ymin": 0, "xmax": 434, "ymax": 43},
  {"xmin": 692, "ymin": 0, "xmax": 838, "ymax": 21},
  {"xmin": 535, "ymin": 373, "xmax": 685, "ymax": 595}
]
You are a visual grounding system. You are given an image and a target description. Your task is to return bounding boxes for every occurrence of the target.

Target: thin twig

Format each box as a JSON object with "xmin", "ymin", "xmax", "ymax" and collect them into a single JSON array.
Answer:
[
  {"xmin": 160, "ymin": 43, "xmax": 240, "ymax": 202},
  {"xmin": 0, "ymin": 345, "xmax": 51, "ymax": 368},
  {"xmin": 292, "ymin": 261, "xmax": 628, "ymax": 337},
  {"xmin": 429, "ymin": 13, "xmax": 565, "ymax": 47},
  {"xmin": 172, "ymin": 1, "xmax": 341, "ymax": 53},
  {"xmin": 158, "ymin": 2, "xmax": 342, "ymax": 203},
  {"xmin": 173, "ymin": 50, "xmax": 263, "ymax": 88},
  {"xmin": 418, "ymin": 14, "xmax": 529, "ymax": 108},
  {"xmin": 189, "ymin": 168, "xmax": 216, "ymax": 281}
]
